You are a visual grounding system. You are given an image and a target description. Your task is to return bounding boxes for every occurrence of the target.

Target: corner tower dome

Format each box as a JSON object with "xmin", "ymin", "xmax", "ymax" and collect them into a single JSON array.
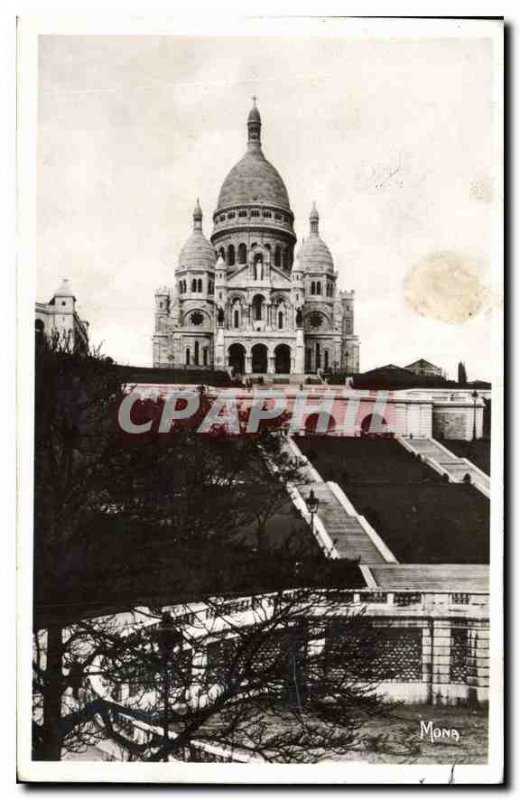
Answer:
[
  {"xmin": 214, "ymin": 100, "xmax": 293, "ymax": 214},
  {"xmin": 298, "ymin": 203, "xmax": 334, "ymax": 273},
  {"xmin": 178, "ymin": 200, "xmax": 216, "ymax": 271}
]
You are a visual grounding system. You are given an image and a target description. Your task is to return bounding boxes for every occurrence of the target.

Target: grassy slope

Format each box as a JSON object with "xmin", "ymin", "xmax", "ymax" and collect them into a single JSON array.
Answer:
[
  {"xmin": 297, "ymin": 437, "xmax": 490, "ymax": 564},
  {"xmin": 441, "ymin": 439, "xmax": 491, "ymax": 475}
]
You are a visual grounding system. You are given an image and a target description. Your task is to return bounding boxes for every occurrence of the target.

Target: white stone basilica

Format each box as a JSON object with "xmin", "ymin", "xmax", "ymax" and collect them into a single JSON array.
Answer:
[{"xmin": 153, "ymin": 101, "xmax": 360, "ymax": 376}]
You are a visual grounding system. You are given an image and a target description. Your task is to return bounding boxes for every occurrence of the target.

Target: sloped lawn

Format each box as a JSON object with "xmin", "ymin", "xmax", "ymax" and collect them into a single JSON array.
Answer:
[
  {"xmin": 441, "ymin": 439, "xmax": 491, "ymax": 475},
  {"xmin": 297, "ymin": 437, "xmax": 489, "ymax": 564}
]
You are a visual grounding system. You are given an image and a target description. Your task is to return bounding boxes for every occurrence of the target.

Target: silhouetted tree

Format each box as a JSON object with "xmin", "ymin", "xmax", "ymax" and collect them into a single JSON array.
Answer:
[
  {"xmin": 33, "ymin": 337, "xmax": 366, "ymax": 761},
  {"xmin": 34, "ymin": 591, "xmax": 413, "ymax": 763},
  {"xmin": 458, "ymin": 361, "xmax": 467, "ymax": 384}
]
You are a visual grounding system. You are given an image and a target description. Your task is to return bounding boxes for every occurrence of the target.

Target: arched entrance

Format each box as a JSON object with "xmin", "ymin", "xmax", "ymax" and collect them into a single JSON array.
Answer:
[
  {"xmin": 274, "ymin": 343, "xmax": 291, "ymax": 374},
  {"xmin": 304, "ymin": 412, "xmax": 336, "ymax": 435},
  {"xmin": 360, "ymin": 413, "xmax": 388, "ymax": 436},
  {"xmin": 251, "ymin": 343, "xmax": 268, "ymax": 374},
  {"xmin": 228, "ymin": 343, "xmax": 245, "ymax": 375}
]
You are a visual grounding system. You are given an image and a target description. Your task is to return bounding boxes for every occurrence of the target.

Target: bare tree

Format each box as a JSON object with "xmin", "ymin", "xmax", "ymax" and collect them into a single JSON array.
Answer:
[
  {"xmin": 34, "ymin": 591, "xmax": 415, "ymax": 763},
  {"xmin": 33, "ymin": 337, "xmax": 363, "ymax": 760}
]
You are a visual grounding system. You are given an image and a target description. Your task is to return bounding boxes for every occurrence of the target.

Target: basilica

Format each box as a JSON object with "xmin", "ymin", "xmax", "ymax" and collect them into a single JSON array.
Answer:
[{"xmin": 153, "ymin": 101, "xmax": 360, "ymax": 377}]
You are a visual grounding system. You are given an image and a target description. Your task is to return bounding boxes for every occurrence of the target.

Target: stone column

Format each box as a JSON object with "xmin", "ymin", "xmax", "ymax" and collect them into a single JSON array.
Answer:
[
  {"xmin": 214, "ymin": 327, "xmax": 225, "ymax": 370},
  {"xmin": 431, "ymin": 618, "xmax": 451, "ymax": 704},
  {"xmin": 422, "ymin": 623, "xmax": 433, "ymax": 703},
  {"xmin": 467, "ymin": 624, "xmax": 489, "ymax": 704},
  {"xmin": 294, "ymin": 328, "xmax": 305, "ymax": 373}
]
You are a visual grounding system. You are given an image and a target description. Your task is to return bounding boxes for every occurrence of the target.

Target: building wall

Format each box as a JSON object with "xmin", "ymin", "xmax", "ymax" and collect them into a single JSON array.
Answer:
[
  {"xmin": 35, "ymin": 296, "xmax": 89, "ymax": 353},
  {"xmin": 90, "ymin": 589, "xmax": 489, "ymax": 715}
]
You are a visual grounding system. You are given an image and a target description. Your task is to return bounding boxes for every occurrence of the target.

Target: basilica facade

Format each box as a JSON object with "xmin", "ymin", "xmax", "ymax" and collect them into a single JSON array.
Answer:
[{"xmin": 153, "ymin": 102, "xmax": 359, "ymax": 376}]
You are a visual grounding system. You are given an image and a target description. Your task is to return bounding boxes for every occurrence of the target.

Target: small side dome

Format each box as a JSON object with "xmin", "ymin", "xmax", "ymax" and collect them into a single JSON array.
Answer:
[
  {"xmin": 298, "ymin": 204, "xmax": 334, "ymax": 273},
  {"xmin": 292, "ymin": 250, "xmax": 304, "ymax": 274},
  {"xmin": 178, "ymin": 201, "xmax": 216, "ymax": 272}
]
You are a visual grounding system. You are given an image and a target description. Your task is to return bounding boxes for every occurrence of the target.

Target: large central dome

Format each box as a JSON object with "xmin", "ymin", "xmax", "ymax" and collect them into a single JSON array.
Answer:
[
  {"xmin": 215, "ymin": 101, "xmax": 292, "ymax": 214},
  {"xmin": 216, "ymin": 151, "xmax": 290, "ymax": 211},
  {"xmin": 211, "ymin": 102, "xmax": 296, "ymax": 270}
]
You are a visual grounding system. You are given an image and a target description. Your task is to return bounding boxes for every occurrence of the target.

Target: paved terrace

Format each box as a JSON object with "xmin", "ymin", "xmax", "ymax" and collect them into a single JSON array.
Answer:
[{"xmin": 364, "ymin": 563, "xmax": 489, "ymax": 593}]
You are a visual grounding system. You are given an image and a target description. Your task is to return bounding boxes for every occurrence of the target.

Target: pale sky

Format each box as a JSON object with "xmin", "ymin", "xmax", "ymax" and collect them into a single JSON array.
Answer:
[{"xmin": 37, "ymin": 34, "xmax": 499, "ymax": 379}]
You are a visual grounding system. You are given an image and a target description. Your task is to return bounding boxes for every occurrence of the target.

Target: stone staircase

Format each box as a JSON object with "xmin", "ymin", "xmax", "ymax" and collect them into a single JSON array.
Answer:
[
  {"xmin": 397, "ymin": 436, "xmax": 490, "ymax": 497},
  {"xmin": 285, "ymin": 436, "xmax": 397, "ymax": 567},
  {"xmin": 310, "ymin": 483, "xmax": 389, "ymax": 564}
]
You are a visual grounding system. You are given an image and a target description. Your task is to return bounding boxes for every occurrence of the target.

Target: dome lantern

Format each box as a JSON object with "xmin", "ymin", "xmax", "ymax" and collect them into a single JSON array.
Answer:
[
  {"xmin": 310, "ymin": 202, "xmax": 320, "ymax": 234},
  {"xmin": 247, "ymin": 96, "xmax": 261, "ymax": 152},
  {"xmin": 193, "ymin": 197, "xmax": 203, "ymax": 230}
]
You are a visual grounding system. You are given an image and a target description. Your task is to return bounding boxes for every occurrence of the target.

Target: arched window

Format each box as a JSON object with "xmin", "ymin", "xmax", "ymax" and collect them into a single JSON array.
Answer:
[
  {"xmin": 311, "ymin": 281, "xmax": 316, "ymax": 295},
  {"xmin": 191, "ymin": 279, "xmax": 197, "ymax": 292},
  {"xmin": 238, "ymin": 243, "xmax": 247, "ymax": 263},
  {"xmin": 227, "ymin": 244, "xmax": 235, "ymax": 266},
  {"xmin": 253, "ymin": 295, "xmax": 264, "ymax": 321},
  {"xmin": 278, "ymin": 310, "xmax": 284, "ymax": 330},
  {"xmin": 234, "ymin": 308, "xmax": 240, "ymax": 328},
  {"xmin": 282, "ymin": 248, "xmax": 289, "ymax": 270},
  {"xmin": 186, "ymin": 348, "xmax": 190, "ymax": 366},
  {"xmin": 194, "ymin": 341, "xmax": 199, "ymax": 366},
  {"xmin": 274, "ymin": 245, "xmax": 281, "ymax": 267},
  {"xmin": 316, "ymin": 281, "xmax": 322, "ymax": 295},
  {"xmin": 219, "ymin": 247, "xmax": 225, "ymax": 261},
  {"xmin": 203, "ymin": 347, "xmax": 208, "ymax": 366},
  {"xmin": 197, "ymin": 279, "xmax": 203, "ymax": 292}
]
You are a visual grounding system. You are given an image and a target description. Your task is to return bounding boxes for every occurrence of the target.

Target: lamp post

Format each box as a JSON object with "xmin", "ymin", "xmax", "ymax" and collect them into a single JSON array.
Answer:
[
  {"xmin": 306, "ymin": 489, "xmax": 320, "ymax": 536},
  {"xmin": 154, "ymin": 611, "xmax": 182, "ymax": 762},
  {"xmin": 472, "ymin": 389, "xmax": 479, "ymax": 441}
]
